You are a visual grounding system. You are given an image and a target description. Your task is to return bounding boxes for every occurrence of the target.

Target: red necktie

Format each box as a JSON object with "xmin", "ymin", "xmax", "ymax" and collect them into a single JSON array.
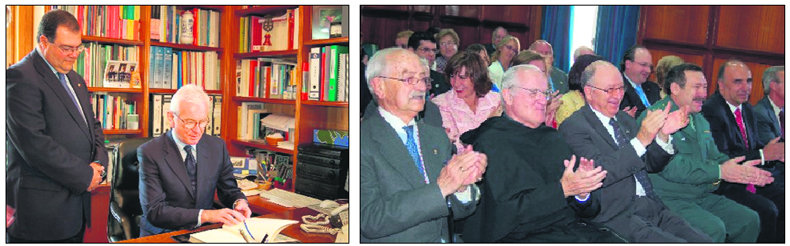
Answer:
[
  {"xmin": 735, "ymin": 108, "xmax": 757, "ymax": 193},
  {"xmin": 734, "ymin": 108, "xmax": 748, "ymax": 147}
]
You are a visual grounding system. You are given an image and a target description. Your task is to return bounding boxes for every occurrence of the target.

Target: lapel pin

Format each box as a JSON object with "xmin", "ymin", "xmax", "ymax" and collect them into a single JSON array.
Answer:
[{"xmin": 433, "ymin": 149, "xmax": 438, "ymax": 155}]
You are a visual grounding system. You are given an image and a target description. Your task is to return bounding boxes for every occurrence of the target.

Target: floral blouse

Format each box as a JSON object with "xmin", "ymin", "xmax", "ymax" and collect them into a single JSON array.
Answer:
[{"xmin": 432, "ymin": 90, "xmax": 502, "ymax": 154}]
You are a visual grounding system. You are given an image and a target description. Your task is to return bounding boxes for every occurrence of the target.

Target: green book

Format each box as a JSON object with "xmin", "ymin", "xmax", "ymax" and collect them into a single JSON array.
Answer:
[{"xmin": 327, "ymin": 45, "xmax": 348, "ymax": 102}]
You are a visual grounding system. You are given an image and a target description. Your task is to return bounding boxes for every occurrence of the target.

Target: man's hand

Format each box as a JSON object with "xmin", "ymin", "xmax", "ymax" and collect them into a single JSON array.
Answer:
[
  {"xmin": 87, "ymin": 162, "xmax": 104, "ymax": 192},
  {"xmin": 437, "ymin": 148, "xmax": 485, "ymax": 197},
  {"xmin": 661, "ymin": 105, "xmax": 689, "ymax": 135},
  {"xmin": 623, "ymin": 106, "xmax": 637, "ymax": 118},
  {"xmin": 720, "ymin": 156, "xmax": 774, "ymax": 186},
  {"xmin": 233, "ymin": 199, "xmax": 252, "ymax": 219},
  {"xmin": 560, "ymin": 155, "xmax": 606, "ymax": 197},
  {"xmin": 636, "ymin": 104, "xmax": 669, "ymax": 147},
  {"xmin": 763, "ymin": 137, "xmax": 784, "ymax": 162},
  {"xmin": 201, "ymin": 208, "xmax": 247, "ymax": 226},
  {"xmin": 546, "ymin": 91, "xmax": 562, "ymax": 114}
]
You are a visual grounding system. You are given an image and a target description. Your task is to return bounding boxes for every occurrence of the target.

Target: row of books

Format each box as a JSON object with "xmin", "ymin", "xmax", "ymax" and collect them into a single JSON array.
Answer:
[
  {"xmin": 150, "ymin": 6, "xmax": 221, "ymax": 47},
  {"xmin": 75, "ymin": 43, "xmax": 139, "ymax": 88},
  {"xmin": 149, "ymin": 94, "xmax": 222, "ymax": 137},
  {"xmin": 148, "ymin": 46, "xmax": 221, "ymax": 91},
  {"xmin": 235, "ymin": 59, "xmax": 298, "ymax": 100},
  {"xmin": 305, "ymin": 45, "xmax": 349, "ymax": 102},
  {"xmin": 238, "ymin": 8, "xmax": 300, "ymax": 53},
  {"xmin": 90, "ymin": 93, "xmax": 138, "ymax": 130},
  {"xmin": 48, "ymin": 5, "xmax": 140, "ymax": 40}
]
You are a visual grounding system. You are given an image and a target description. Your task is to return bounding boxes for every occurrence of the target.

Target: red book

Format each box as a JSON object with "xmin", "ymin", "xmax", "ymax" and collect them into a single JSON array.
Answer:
[
  {"xmin": 319, "ymin": 47, "xmax": 327, "ymax": 101},
  {"xmin": 287, "ymin": 9, "xmax": 294, "ymax": 50},
  {"xmin": 300, "ymin": 61, "xmax": 308, "ymax": 100},
  {"xmin": 249, "ymin": 60, "xmax": 257, "ymax": 97},
  {"xmin": 192, "ymin": 8, "xmax": 200, "ymax": 46},
  {"xmin": 250, "ymin": 16, "xmax": 262, "ymax": 51}
]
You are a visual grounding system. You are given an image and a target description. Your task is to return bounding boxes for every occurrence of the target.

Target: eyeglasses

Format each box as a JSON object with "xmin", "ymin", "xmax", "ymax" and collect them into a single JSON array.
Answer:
[
  {"xmin": 58, "ymin": 44, "xmax": 85, "ymax": 54},
  {"xmin": 418, "ymin": 47, "xmax": 438, "ymax": 53},
  {"xmin": 377, "ymin": 76, "xmax": 432, "ymax": 86},
  {"xmin": 586, "ymin": 84, "xmax": 626, "ymax": 95},
  {"xmin": 439, "ymin": 41, "xmax": 457, "ymax": 47},
  {"xmin": 503, "ymin": 45, "xmax": 518, "ymax": 52},
  {"xmin": 174, "ymin": 113, "xmax": 209, "ymax": 130},
  {"xmin": 512, "ymin": 87, "xmax": 551, "ymax": 100}
]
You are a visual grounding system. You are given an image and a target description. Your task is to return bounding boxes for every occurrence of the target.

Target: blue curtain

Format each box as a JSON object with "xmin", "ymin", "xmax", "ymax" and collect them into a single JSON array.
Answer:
[
  {"xmin": 594, "ymin": 6, "xmax": 640, "ymax": 68},
  {"xmin": 541, "ymin": 6, "xmax": 571, "ymax": 73}
]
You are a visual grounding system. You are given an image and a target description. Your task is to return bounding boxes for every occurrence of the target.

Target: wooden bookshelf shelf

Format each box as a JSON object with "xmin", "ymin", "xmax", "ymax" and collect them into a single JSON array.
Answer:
[
  {"xmin": 235, "ymin": 6, "xmax": 299, "ymax": 17},
  {"xmin": 148, "ymin": 88, "xmax": 222, "ymax": 95},
  {"xmin": 150, "ymin": 41, "xmax": 223, "ymax": 52},
  {"xmin": 304, "ymin": 37, "xmax": 349, "ymax": 46},
  {"xmin": 103, "ymin": 129, "xmax": 143, "ymax": 135},
  {"xmin": 87, "ymin": 87, "xmax": 144, "ymax": 93},
  {"xmin": 301, "ymin": 100, "xmax": 349, "ymax": 107},
  {"xmin": 233, "ymin": 96, "xmax": 296, "ymax": 105},
  {"xmin": 231, "ymin": 139, "xmax": 294, "ymax": 155},
  {"xmin": 234, "ymin": 50, "xmax": 298, "ymax": 59},
  {"xmin": 82, "ymin": 35, "xmax": 143, "ymax": 46}
]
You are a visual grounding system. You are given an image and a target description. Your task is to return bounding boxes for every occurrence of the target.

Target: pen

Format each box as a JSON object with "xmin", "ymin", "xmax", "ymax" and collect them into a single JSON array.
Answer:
[
  {"xmin": 261, "ymin": 233, "xmax": 269, "ymax": 243},
  {"xmin": 243, "ymin": 220, "xmax": 255, "ymax": 241}
]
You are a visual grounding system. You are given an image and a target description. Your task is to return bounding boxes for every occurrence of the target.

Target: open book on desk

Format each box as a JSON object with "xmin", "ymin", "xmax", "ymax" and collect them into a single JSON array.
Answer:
[{"xmin": 189, "ymin": 218, "xmax": 299, "ymax": 243}]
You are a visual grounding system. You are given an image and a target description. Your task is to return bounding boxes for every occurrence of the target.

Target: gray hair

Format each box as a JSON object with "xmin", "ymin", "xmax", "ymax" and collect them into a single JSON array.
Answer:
[
  {"xmin": 501, "ymin": 64, "xmax": 543, "ymax": 90},
  {"xmin": 491, "ymin": 26, "xmax": 507, "ymax": 43},
  {"xmin": 580, "ymin": 60, "xmax": 613, "ymax": 89},
  {"xmin": 573, "ymin": 46, "xmax": 594, "ymax": 61},
  {"xmin": 762, "ymin": 66, "xmax": 784, "ymax": 95},
  {"xmin": 364, "ymin": 48, "xmax": 426, "ymax": 99},
  {"xmin": 170, "ymin": 84, "xmax": 211, "ymax": 116}
]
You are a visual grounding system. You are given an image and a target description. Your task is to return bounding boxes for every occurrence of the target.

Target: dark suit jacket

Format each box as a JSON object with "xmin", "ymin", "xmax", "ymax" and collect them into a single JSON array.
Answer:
[
  {"xmin": 430, "ymin": 70, "xmax": 452, "ymax": 98},
  {"xmin": 701, "ymin": 92, "xmax": 763, "ymax": 160},
  {"xmin": 559, "ymin": 106, "xmax": 671, "ymax": 225},
  {"xmin": 550, "ymin": 67, "xmax": 569, "ymax": 94},
  {"xmin": 6, "ymin": 50, "xmax": 109, "ymax": 240},
  {"xmin": 360, "ymin": 107, "xmax": 476, "ymax": 242},
  {"xmin": 619, "ymin": 74, "xmax": 661, "ymax": 118},
  {"xmin": 752, "ymin": 97, "xmax": 782, "ymax": 144},
  {"xmin": 363, "ymin": 97, "xmax": 444, "ymax": 130},
  {"xmin": 484, "ymin": 43, "xmax": 496, "ymax": 59},
  {"xmin": 138, "ymin": 131, "xmax": 246, "ymax": 236}
]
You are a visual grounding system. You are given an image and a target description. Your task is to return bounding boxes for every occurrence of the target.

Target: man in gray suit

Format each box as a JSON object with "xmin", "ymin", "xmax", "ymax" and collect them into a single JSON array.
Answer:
[
  {"xmin": 753, "ymin": 66, "xmax": 784, "ymax": 144},
  {"xmin": 559, "ymin": 61, "xmax": 711, "ymax": 242},
  {"xmin": 361, "ymin": 48, "xmax": 487, "ymax": 242}
]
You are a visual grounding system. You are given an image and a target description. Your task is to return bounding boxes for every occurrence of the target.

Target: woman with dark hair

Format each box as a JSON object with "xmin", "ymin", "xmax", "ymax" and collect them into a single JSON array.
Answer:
[
  {"xmin": 555, "ymin": 54, "xmax": 605, "ymax": 126},
  {"xmin": 432, "ymin": 51, "xmax": 502, "ymax": 153}
]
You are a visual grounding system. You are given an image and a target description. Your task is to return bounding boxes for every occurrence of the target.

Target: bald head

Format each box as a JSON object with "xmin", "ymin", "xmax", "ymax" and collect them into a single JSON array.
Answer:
[
  {"xmin": 529, "ymin": 40, "xmax": 555, "ymax": 71},
  {"xmin": 582, "ymin": 61, "xmax": 625, "ymax": 118},
  {"xmin": 573, "ymin": 46, "xmax": 595, "ymax": 62}
]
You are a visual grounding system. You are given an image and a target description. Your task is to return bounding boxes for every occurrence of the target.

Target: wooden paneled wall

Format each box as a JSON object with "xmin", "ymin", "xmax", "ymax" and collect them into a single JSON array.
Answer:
[
  {"xmin": 361, "ymin": 6, "xmax": 542, "ymax": 53},
  {"xmin": 638, "ymin": 5, "xmax": 784, "ymax": 105}
]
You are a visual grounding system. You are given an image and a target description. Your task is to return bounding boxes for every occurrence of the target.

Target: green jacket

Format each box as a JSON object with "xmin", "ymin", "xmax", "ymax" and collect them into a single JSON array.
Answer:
[{"xmin": 636, "ymin": 97, "xmax": 730, "ymax": 199}]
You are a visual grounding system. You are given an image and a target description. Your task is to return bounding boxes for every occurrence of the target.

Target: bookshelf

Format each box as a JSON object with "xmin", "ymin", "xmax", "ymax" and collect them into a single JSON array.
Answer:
[{"xmin": 227, "ymin": 5, "xmax": 349, "ymax": 191}]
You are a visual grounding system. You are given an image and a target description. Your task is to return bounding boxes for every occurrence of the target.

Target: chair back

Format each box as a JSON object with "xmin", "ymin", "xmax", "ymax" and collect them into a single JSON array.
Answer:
[{"xmin": 107, "ymin": 138, "xmax": 149, "ymax": 242}]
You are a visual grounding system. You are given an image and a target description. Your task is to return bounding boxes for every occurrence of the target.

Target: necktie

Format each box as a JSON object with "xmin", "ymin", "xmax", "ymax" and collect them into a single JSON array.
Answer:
[
  {"xmin": 633, "ymin": 84, "xmax": 651, "ymax": 107},
  {"xmin": 779, "ymin": 109, "xmax": 784, "ymax": 138},
  {"xmin": 184, "ymin": 145, "xmax": 197, "ymax": 192},
  {"xmin": 403, "ymin": 126, "xmax": 428, "ymax": 183},
  {"xmin": 610, "ymin": 118, "xmax": 657, "ymax": 199},
  {"xmin": 734, "ymin": 108, "xmax": 749, "ymax": 147},
  {"xmin": 57, "ymin": 73, "xmax": 87, "ymax": 125}
]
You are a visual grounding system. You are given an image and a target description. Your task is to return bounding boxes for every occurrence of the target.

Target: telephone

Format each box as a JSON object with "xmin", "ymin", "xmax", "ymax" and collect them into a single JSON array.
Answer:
[{"xmin": 300, "ymin": 201, "xmax": 348, "ymax": 242}]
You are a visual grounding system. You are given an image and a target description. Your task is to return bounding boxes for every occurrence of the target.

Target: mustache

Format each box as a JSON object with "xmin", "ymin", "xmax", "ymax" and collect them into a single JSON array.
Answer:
[
  {"xmin": 410, "ymin": 92, "xmax": 426, "ymax": 99},
  {"xmin": 693, "ymin": 97, "xmax": 706, "ymax": 102}
]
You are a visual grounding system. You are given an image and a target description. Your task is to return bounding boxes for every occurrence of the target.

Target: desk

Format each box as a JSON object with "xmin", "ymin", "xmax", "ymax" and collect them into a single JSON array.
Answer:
[{"xmin": 117, "ymin": 207, "xmax": 336, "ymax": 243}]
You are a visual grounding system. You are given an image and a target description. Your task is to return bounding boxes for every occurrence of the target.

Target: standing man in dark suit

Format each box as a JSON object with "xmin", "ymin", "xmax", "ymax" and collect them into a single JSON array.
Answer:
[
  {"xmin": 753, "ymin": 66, "xmax": 784, "ymax": 144},
  {"xmin": 6, "ymin": 9, "xmax": 107, "ymax": 243},
  {"xmin": 361, "ymin": 48, "xmax": 487, "ymax": 242},
  {"xmin": 619, "ymin": 45, "xmax": 661, "ymax": 118},
  {"xmin": 559, "ymin": 61, "xmax": 711, "ymax": 242},
  {"xmin": 701, "ymin": 60, "xmax": 784, "ymax": 242},
  {"xmin": 138, "ymin": 84, "xmax": 251, "ymax": 237}
]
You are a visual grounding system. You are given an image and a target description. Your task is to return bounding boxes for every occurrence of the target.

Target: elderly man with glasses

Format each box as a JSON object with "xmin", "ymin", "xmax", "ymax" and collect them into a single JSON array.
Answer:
[
  {"xmin": 361, "ymin": 48, "xmax": 487, "ymax": 242},
  {"xmin": 7, "ymin": 9, "xmax": 107, "ymax": 243},
  {"xmin": 138, "ymin": 84, "xmax": 251, "ymax": 237},
  {"xmin": 558, "ymin": 61, "xmax": 711, "ymax": 242},
  {"xmin": 459, "ymin": 64, "xmax": 623, "ymax": 242}
]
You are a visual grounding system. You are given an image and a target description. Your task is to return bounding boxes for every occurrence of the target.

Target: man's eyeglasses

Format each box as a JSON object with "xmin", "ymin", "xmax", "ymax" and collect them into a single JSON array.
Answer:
[
  {"xmin": 418, "ymin": 47, "xmax": 438, "ymax": 53},
  {"xmin": 58, "ymin": 44, "xmax": 85, "ymax": 54},
  {"xmin": 586, "ymin": 84, "xmax": 625, "ymax": 95},
  {"xmin": 377, "ymin": 76, "xmax": 432, "ymax": 86},
  {"xmin": 512, "ymin": 87, "xmax": 552, "ymax": 100},
  {"xmin": 174, "ymin": 113, "xmax": 209, "ymax": 130}
]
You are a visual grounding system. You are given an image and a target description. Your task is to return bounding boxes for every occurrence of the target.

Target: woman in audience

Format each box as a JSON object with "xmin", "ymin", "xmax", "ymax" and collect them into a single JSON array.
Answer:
[
  {"xmin": 488, "ymin": 35, "xmax": 520, "ymax": 89},
  {"xmin": 555, "ymin": 54, "xmax": 606, "ymax": 126},
  {"xmin": 654, "ymin": 55, "xmax": 684, "ymax": 98},
  {"xmin": 435, "ymin": 28, "xmax": 460, "ymax": 74},
  {"xmin": 433, "ymin": 51, "xmax": 502, "ymax": 153}
]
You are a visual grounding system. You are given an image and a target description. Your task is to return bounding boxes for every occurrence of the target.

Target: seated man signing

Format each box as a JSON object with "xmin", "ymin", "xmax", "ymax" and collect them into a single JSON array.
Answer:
[{"xmin": 138, "ymin": 84, "xmax": 251, "ymax": 236}]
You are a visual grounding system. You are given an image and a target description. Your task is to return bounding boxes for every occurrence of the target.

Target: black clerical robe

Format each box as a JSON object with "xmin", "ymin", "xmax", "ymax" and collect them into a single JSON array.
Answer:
[{"xmin": 459, "ymin": 115, "xmax": 623, "ymax": 242}]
